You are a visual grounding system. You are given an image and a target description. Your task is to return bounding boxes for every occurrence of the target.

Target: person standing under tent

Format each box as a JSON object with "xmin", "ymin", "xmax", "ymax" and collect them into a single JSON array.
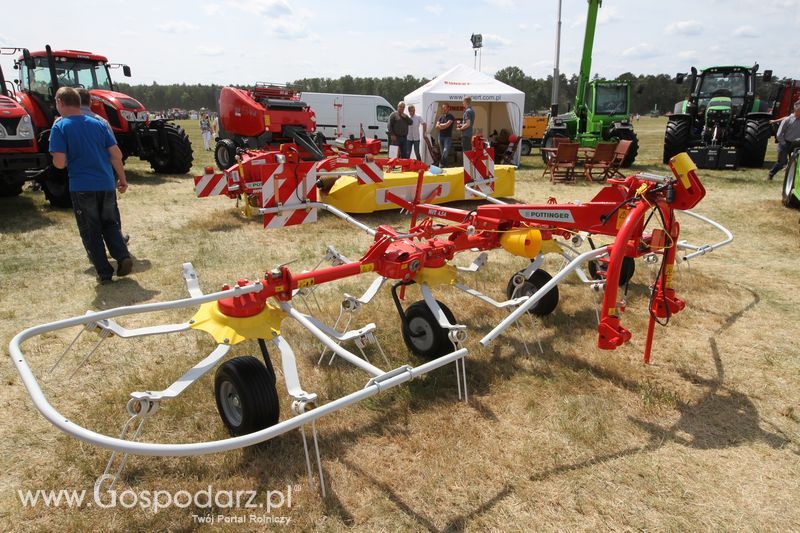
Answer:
[
  {"xmin": 388, "ymin": 101, "xmax": 412, "ymax": 158},
  {"xmin": 435, "ymin": 103, "xmax": 455, "ymax": 166},
  {"xmin": 458, "ymin": 96, "xmax": 475, "ymax": 154},
  {"xmin": 407, "ymin": 105, "xmax": 426, "ymax": 160}
]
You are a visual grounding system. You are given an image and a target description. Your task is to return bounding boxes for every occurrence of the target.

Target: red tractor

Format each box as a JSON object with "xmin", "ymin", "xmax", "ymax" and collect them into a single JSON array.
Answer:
[
  {"xmin": 214, "ymin": 83, "xmax": 331, "ymax": 170},
  {"xmin": 2, "ymin": 45, "xmax": 193, "ymax": 206},
  {"xmin": 769, "ymin": 78, "xmax": 800, "ymax": 134},
  {"xmin": 0, "ymin": 49, "xmax": 47, "ymax": 198}
]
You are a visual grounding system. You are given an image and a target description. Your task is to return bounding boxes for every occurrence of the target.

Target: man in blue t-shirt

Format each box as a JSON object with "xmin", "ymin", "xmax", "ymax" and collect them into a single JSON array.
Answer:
[{"xmin": 49, "ymin": 87, "xmax": 132, "ymax": 284}]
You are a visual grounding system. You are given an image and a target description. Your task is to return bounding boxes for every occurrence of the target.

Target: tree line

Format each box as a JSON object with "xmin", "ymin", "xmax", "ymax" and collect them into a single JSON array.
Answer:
[{"xmin": 116, "ymin": 66, "xmax": 780, "ymax": 115}]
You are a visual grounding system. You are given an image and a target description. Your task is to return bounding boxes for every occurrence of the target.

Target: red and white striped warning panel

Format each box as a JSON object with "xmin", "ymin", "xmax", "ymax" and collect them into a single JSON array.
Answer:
[
  {"xmin": 354, "ymin": 161, "xmax": 384, "ymax": 184},
  {"xmin": 261, "ymin": 162, "xmax": 319, "ymax": 229},
  {"xmin": 463, "ymin": 148, "xmax": 495, "ymax": 197},
  {"xmin": 194, "ymin": 170, "xmax": 229, "ymax": 197}
]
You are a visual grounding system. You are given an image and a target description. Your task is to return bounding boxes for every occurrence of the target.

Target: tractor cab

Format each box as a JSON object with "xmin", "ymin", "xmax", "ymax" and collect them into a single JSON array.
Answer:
[{"xmin": 694, "ymin": 69, "xmax": 747, "ymax": 116}]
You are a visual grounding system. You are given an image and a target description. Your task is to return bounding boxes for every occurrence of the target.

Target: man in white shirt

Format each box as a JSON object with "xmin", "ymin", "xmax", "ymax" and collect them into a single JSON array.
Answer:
[{"xmin": 406, "ymin": 105, "xmax": 426, "ymax": 160}]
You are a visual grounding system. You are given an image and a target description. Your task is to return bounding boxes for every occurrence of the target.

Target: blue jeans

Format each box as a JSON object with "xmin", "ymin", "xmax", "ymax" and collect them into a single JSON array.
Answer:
[
  {"xmin": 439, "ymin": 136, "xmax": 452, "ymax": 166},
  {"xmin": 408, "ymin": 140, "xmax": 421, "ymax": 159},
  {"xmin": 769, "ymin": 142, "xmax": 790, "ymax": 178},
  {"xmin": 71, "ymin": 191, "xmax": 130, "ymax": 280},
  {"xmin": 462, "ymin": 134, "xmax": 473, "ymax": 153},
  {"xmin": 390, "ymin": 135, "xmax": 409, "ymax": 158}
]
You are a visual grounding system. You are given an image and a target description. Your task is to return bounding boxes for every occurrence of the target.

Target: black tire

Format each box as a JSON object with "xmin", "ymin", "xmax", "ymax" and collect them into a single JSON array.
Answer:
[
  {"xmin": 782, "ymin": 152, "xmax": 800, "ymax": 208},
  {"xmin": 313, "ymin": 131, "xmax": 327, "ymax": 150},
  {"xmin": 40, "ymin": 167, "xmax": 72, "ymax": 208},
  {"xmin": 214, "ymin": 138, "xmax": 237, "ymax": 170},
  {"xmin": 401, "ymin": 300, "xmax": 456, "ymax": 360},
  {"xmin": 540, "ymin": 129, "xmax": 568, "ymax": 164},
  {"xmin": 149, "ymin": 123, "xmax": 193, "ymax": 174},
  {"xmin": 739, "ymin": 118, "xmax": 771, "ymax": 168},
  {"xmin": 587, "ymin": 256, "xmax": 636, "ymax": 286},
  {"xmin": 520, "ymin": 139, "xmax": 532, "ymax": 156},
  {"xmin": 663, "ymin": 118, "xmax": 691, "ymax": 164},
  {"xmin": 610, "ymin": 128, "xmax": 639, "ymax": 167},
  {"xmin": 214, "ymin": 356, "xmax": 279, "ymax": 436},
  {"xmin": 0, "ymin": 177, "xmax": 23, "ymax": 197},
  {"xmin": 505, "ymin": 269, "xmax": 559, "ymax": 316}
]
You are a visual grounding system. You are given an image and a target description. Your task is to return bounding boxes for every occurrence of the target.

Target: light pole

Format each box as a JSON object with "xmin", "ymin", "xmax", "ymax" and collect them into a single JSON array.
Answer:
[
  {"xmin": 551, "ymin": 0, "xmax": 562, "ymax": 118},
  {"xmin": 470, "ymin": 33, "xmax": 483, "ymax": 71}
]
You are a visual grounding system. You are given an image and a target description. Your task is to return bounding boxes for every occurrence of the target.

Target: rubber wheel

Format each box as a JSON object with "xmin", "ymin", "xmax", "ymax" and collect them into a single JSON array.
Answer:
[
  {"xmin": 782, "ymin": 151, "xmax": 800, "ymax": 208},
  {"xmin": 588, "ymin": 256, "xmax": 636, "ymax": 286},
  {"xmin": 40, "ymin": 167, "xmax": 72, "ymax": 208},
  {"xmin": 540, "ymin": 129, "xmax": 568, "ymax": 165},
  {"xmin": 505, "ymin": 269, "xmax": 559, "ymax": 316},
  {"xmin": 663, "ymin": 118, "xmax": 691, "ymax": 164},
  {"xmin": 214, "ymin": 356, "xmax": 279, "ymax": 436},
  {"xmin": 149, "ymin": 123, "xmax": 194, "ymax": 174},
  {"xmin": 214, "ymin": 138, "xmax": 237, "ymax": 170},
  {"xmin": 610, "ymin": 128, "xmax": 639, "ymax": 167},
  {"xmin": 739, "ymin": 118, "xmax": 771, "ymax": 168},
  {"xmin": 0, "ymin": 178, "xmax": 23, "ymax": 197},
  {"xmin": 401, "ymin": 300, "xmax": 456, "ymax": 360},
  {"xmin": 520, "ymin": 139, "xmax": 532, "ymax": 156}
]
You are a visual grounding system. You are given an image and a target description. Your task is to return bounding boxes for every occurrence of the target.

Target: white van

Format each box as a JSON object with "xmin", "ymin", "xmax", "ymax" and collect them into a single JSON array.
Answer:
[{"xmin": 299, "ymin": 92, "xmax": 394, "ymax": 148}]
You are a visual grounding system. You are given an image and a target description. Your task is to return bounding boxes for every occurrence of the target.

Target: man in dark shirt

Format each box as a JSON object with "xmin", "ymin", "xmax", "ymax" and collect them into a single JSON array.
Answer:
[
  {"xmin": 387, "ymin": 101, "xmax": 412, "ymax": 158},
  {"xmin": 49, "ymin": 87, "xmax": 132, "ymax": 284},
  {"xmin": 435, "ymin": 103, "xmax": 455, "ymax": 166}
]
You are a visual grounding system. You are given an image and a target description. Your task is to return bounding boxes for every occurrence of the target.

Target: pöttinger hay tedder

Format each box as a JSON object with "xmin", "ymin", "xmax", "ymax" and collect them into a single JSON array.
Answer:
[{"xmin": 9, "ymin": 151, "xmax": 732, "ymax": 495}]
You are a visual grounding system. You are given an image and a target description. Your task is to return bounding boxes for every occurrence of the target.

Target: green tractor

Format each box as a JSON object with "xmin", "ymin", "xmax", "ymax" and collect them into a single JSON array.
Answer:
[
  {"xmin": 782, "ymin": 143, "xmax": 800, "ymax": 208},
  {"xmin": 542, "ymin": 0, "xmax": 639, "ymax": 167},
  {"xmin": 663, "ymin": 65, "xmax": 773, "ymax": 169}
]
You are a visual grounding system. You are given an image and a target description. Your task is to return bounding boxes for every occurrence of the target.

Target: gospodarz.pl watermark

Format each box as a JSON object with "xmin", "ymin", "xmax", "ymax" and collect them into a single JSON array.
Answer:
[{"xmin": 16, "ymin": 475, "xmax": 295, "ymax": 524}]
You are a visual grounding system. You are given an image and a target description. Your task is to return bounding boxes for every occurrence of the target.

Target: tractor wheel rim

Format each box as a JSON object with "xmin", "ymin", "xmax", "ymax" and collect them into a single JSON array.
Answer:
[
  {"xmin": 785, "ymin": 163, "xmax": 795, "ymax": 197},
  {"xmin": 219, "ymin": 380, "xmax": 243, "ymax": 426},
  {"xmin": 408, "ymin": 317, "xmax": 435, "ymax": 351}
]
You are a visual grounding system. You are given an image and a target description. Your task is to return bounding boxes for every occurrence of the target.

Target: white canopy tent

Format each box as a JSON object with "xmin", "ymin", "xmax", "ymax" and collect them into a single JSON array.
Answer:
[{"xmin": 404, "ymin": 64, "xmax": 525, "ymax": 166}]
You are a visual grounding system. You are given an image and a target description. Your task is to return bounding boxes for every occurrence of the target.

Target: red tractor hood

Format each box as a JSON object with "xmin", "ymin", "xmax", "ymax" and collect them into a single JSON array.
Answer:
[
  {"xmin": 0, "ymin": 95, "xmax": 29, "ymax": 118},
  {"xmin": 90, "ymin": 89, "xmax": 146, "ymax": 112}
]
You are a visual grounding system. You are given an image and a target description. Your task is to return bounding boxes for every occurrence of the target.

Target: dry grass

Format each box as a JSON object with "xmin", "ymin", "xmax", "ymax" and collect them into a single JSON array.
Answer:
[{"xmin": 1, "ymin": 117, "xmax": 799, "ymax": 531}]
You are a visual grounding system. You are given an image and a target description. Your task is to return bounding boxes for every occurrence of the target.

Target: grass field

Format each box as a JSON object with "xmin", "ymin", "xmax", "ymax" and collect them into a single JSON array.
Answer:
[{"xmin": 1, "ymin": 117, "xmax": 798, "ymax": 531}]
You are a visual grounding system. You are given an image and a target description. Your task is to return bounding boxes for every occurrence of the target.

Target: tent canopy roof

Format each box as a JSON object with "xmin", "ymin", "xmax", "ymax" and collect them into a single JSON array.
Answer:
[{"xmin": 405, "ymin": 64, "xmax": 525, "ymax": 102}]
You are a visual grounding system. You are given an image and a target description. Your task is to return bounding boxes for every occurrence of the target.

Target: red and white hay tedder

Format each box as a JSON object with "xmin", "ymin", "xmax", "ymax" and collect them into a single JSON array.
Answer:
[{"xmin": 9, "ymin": 152, "xmax": 732, "ymax": 495}]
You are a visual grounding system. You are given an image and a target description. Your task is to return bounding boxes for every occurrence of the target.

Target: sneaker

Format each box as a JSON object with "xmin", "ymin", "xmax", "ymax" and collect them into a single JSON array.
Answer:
[
  {"xmin": 123, "ymin": 233, "xmax": 130, "ymax": 244},
  {"xmin": 97, "ymin": 277, "xmax": 113, "ymax": 285},
  {"xmin": 766, "ymin": 173, "xmax": 774, "ymax": 181},
  {"xmin": 116, "ymin": 257, "xmax": 133, "ymax": 277}
]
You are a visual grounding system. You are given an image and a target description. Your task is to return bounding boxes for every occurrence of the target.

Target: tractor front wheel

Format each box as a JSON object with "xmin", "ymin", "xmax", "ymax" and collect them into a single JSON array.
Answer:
[
  {"xmin": 505, "ymin": 269, "xmax": 559, "ymax": 316},
  {"xmin": 739, "ymin": 118, "xmax": 771, "ymax": 168},
  {"xmin": 663, "ymin": 118, "xmax": 691, "ymax": 164},
  {"xmin": 782, "ymin": 151, "xmax": 800, "ymax": 208},
  {"xmin": 214, "ymin": 356, "xmax": 280, "ymax": 436},
  {"xmin": 540, "ymin": 130, "xmax": 568, "ymax": 165},
  {"xmin": 0, "ymin": 175, "xmax": 24, "ymax": 197},
  {"xmin": 149, "ymin": 123, "xmax": 193, "ymax": 174},
  {"xmin": 40, "ymin": 167, "xmax": 72, "ymax": 208},
  {"xmin": 610, "ymin": 128, "xmax": 639, "ymax": 167},
  {"xmin": 520, "ymin": 139, "xmax": 532, "ymax": 156},
  {"xmin": 401, "ymin": 300, "xmax": 457, "ymax": 360}
]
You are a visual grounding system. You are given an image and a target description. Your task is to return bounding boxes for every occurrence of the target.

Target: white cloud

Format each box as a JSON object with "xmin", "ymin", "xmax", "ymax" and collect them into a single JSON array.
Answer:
[
  {"xmin": 0, "ymin": 33, "xmax": 12, "ymax": 46},
  {"xmin": 424, "ymin": 4, "xmax": 444, "ymax": 15},
  {"xmin": 156, "ymin": 21, "xmax": 198, "ymax": 33},
  {"xmin": 227, "ymin": 0, "xmax": 292, "ymax": 17},
  {"xmin": 482, "ymin": 34, "xmax": 511, "ymax": 48},
  {"xmin": 396, "ymin": 41, "xmax": 450, "ymax": 53},
  {"xmin": 665, "ymin": 20, "xmax": 703, "ymax": 35},
  {"xmin": 621, "ymin": 43, "xmax": 661, "ymax": 59},
  {"xmin": 732, "ymin": 25, "xmax": 758, "ymax": 37},
  {"xmin": 571, "ymin": 6, "xmax": 620, "ymax": 28},
  {"xmin": 678, "ymin": 50, "xmax": 699, "ymax": 61},
  {"xmin": 484, "ymin": 0, "xmax": 515, "ymax": 9},
  {"xmin": 203, "ymin": 4, "xmax": 222, "ymax": 15},
  {"xmin": 196, "ymin": 46, "xmax": 224, "ymax": 56}
]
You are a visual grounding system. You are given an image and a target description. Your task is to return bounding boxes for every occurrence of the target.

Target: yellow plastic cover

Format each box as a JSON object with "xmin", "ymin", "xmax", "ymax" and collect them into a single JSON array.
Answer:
[{"xmin": 190, "ymin": 301, "xmax": 285, "ymax": 345}]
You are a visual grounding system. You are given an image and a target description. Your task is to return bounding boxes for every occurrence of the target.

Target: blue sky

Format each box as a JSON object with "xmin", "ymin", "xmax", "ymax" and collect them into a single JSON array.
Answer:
[{"xmin": 1, "ymin": 0, "xmax": 797, "ymax": 86}]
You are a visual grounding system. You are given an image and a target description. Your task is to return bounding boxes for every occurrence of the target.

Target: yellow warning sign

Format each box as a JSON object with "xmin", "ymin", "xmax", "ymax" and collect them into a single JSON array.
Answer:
[
  {"xmin": 616, "ymin": 207, "xmax": 631, "ymax": 229},
  {"xmin": 297, "ymin": 278, "xmax": 315, "ymax": 288},
  {"xmin": 360, "ymin": 263, "xmax": 375, "ymax": 273}
]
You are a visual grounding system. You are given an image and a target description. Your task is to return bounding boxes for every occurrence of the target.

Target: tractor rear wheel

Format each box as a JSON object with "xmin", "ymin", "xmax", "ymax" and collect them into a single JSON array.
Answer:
[
  {"xmin": 782, "ymin": 151, "xmax": 800, "ymax": 208},
  {"xmin": 214, "ymin": 139, "xmax": 237, "ymax": 170},
  {"xmin": 663, "ymin": 118, "xmax": 691, "ymax": 164},
  {"xmin": 40, "ymin": 167, "xmax": 72, "ymax": 208},
  {"xmin": 520, "ymin": 139, "xmax": 532, "ymax": 156},
  {"xmin": 149, "ymin": 123, "xmax": 193, "ymax": 174},
  {"xmin": 214, "ymin": 356, "xmax": 280, "ymax": 436},
  {"xmin": 739, "ymin": 118, "xmax": 771, "ymax": 168},
  {"xmin": 610, "ymin": 128, "xmax": 639, "ymax": 167}
]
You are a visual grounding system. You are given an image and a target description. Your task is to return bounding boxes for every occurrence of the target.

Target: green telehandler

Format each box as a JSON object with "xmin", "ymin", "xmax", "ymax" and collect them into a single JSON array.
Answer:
[{"xmin": 542, "ymin": 0, "xmax": 639, "ymax": 167}]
